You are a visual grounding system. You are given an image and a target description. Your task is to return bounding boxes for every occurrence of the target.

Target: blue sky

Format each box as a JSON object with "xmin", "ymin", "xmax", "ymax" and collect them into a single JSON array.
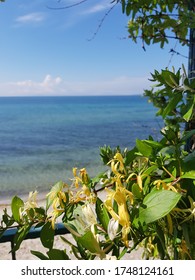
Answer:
[{"xmin": 0, "ymin": 0, "xmax": 189, "ymax": 96}]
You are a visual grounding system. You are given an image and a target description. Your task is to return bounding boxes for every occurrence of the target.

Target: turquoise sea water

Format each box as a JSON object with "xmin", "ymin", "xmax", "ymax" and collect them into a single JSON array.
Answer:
[{"xmin": 0, "ymin": 95, "xmax": 163, "ymax": 197}]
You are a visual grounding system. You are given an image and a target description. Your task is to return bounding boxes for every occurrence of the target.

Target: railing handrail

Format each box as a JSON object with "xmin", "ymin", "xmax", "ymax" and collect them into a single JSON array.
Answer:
[{"xmin": 0, "ymin": 223, "xmax": 69, "ymax": 260}]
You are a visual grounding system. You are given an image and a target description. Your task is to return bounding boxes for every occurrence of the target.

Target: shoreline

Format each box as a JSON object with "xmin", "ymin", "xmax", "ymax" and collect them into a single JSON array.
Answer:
[{"xmin": 0, "ymin": 190, "xmax": 48, "ymax": 208}]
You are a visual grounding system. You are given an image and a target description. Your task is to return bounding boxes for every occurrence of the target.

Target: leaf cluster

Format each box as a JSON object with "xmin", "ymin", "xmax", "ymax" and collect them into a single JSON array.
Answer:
[{"xmin": 117, "ymin": 0, "xmax": 195, "ymax": 48}]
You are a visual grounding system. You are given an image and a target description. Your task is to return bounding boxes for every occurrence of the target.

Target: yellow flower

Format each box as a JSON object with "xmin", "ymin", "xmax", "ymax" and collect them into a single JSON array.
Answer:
[
  {"xmin": 104, "ymin": 186, "xmax": 132, "ymax": 247},
  {"xmin": 46, "ymin": 182, "xmax": 67, "ymax": 228},
  {"xmin": 154, "ymin": 179, "xmax": 178, "ymax": 192},
  {"xmin": 114, "ymin": 152, "xmax": 126, "ymax": 174},
  {"xmin": 72, "ymin": 167, "xmax": 77, "ymax": 177},
  {"xmin": 109, "ymin": 152, "xmax": 126, "ymax": 177},
  {"xmin": 80, "ymin": 168, "xmax": 90, "ymax": 184},
  {"xmin": 71, "ymin": 168, "xmax": 91, "ymax": 192}
]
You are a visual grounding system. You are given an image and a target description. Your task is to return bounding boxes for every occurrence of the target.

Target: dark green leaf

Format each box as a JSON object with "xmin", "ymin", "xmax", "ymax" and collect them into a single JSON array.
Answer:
[
  {"xmin": 40, "ymin": 222, "xmax": 54, "ymax": 249},
  {"xmin": 47, "ymin": 249, "xmax": 70, "ymax": 260},
  {"xmin": 162, "ymin": 92, "xmax": 182, "ymax": 118},
  {"xmin": 96, "ymin": 197, "xmax": 110, "ymax": 231},
  {"xmin": 124, "ymin": 147, "xmax": 137, "ymax": 165},
  {"xmin": 13, "ymin": 224, "xmax": 31, "ymax": 251},
  {"xmin": 31, "ymin": 250, "xmax": 49, "ymax": 260},
  {"xmin": 181, "ymin": 129, "xmax": 195, "ymax": 142}
]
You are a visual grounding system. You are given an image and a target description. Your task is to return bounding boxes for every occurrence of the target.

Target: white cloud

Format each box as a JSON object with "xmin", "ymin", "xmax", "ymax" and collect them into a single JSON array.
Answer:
[
  {"xmin": 67, "ymin": 76, "xmax": 151, "ymax": 95},
  {"xmin": 1, "ymin": 75, "xmax": 64, "ymax": 96},
  {"xmin": 0, "ymin": 75, "xmax": 150, "ymax": 97},
  {"xmin": 82, "ymin": 3, "xmax": 112, "ymax": 15},
  {"xmin": 15, "ymin": 12, "xmax": 45, "ymax": 24}
]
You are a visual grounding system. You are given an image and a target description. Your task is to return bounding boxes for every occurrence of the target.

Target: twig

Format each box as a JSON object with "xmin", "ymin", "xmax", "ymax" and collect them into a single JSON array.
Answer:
[{"xmin": 47, "ymin": 0, "xmax": 88, "ymax": 10}]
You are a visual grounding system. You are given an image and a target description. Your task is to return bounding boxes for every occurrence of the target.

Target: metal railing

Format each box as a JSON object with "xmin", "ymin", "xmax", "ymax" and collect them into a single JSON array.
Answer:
[{"xmin": 0, "ymin": 223, "xmax": 69, "ymax": 260}]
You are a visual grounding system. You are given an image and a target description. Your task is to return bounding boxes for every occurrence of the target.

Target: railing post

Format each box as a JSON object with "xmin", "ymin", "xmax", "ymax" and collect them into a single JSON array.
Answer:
[{"xmin": 11, "ymin": 240, "xmax": 16, "ymax": 260}]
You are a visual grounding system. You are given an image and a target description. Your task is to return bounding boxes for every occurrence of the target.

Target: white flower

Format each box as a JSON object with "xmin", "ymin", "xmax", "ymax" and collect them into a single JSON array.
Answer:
[
  {"xmin": 82, "ymin": 204, "xmax": 97, "ymax": 225},
  {"xmin": 25, "ymin": 191, "xmax": 38, "ymax": 209},
  {"xmin": 20, "ymin": 191, "xmax": 38, "ymax": 219},
  {"xmin": 108, "ymin": 218, "xmax": 119, "ymax": 241}
]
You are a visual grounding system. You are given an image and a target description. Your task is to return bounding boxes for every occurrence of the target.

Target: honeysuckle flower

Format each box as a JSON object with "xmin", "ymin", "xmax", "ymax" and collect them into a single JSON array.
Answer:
[
  {"xmin": 46, "ymin": 182, "xmax": 68, "ymax": 228},
  {"xmin": 80, "ymin": 168, "xmax": 90, "ymax": 184},
  {"xmin": 153, "ymin": 179, "xmax": 178, "ymax": 192},
  {"xmin": 46, "ymin": 181, "xmax": 67, "ymax": 209},
  {"xmin": 24, "ymin": 191, "xmax": 38, "ymax": 209},
  {"xmin": 175, "ymin": 196, "xmax": 195, "ymax": 224},
  {"xmin": 72, "ymin": 204, "xmax": 97, "ymax": 235},
  {"xmin": 82, "ymin": 204, "xmax": 97, "ymax": 226},
  {"xmin": 20, "ymin": 191, "xmax": 39, "ymax": 219},
  {"xmin": 72, "ymin": 167, "xmax": 77, "ymax": 177},
  {"xmin": 71, "ymin": 167, "xmax": 83, "ymax": 188},
  {"xmin": 104, "ymin": 186, "xmax": 132, "ymax": 247},
  {"xmin": 91, "ymin": 224, "xmax": 100, "ymax": 243},
  {"xmin": 70, "ymin": 167, "xmax": 95, "ymax": 203},
  {"xmin": 114, "ymin": 152, "xmax": 126, "ymax": 174},
  {"xmin": 107, "ymin": 218, "xmax": 119, "ymax": 240},
  {"xmin": 69, "ymin": 184, "xmax": 95, "ymax": 204},
  {"xmin": 108, "ymin": 152, "xmax": 126, "ymax": 177}
]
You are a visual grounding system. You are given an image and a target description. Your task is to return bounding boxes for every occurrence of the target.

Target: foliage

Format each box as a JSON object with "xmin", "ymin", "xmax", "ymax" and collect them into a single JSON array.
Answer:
[
  {"xmin": 1, "ymin": 67, "xmax": 195, "ymax": 259},
  {"xmin": 117, "ymin": 0, "xmax": 195, "ymax": 48}
]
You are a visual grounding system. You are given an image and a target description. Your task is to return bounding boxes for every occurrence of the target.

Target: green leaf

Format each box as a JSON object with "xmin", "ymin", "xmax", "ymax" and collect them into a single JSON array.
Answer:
[
  {"xmin": 162, "ymin": 92, "xmax": 182, "ymax": 118},
  {"xmin": 40, "ymin": 222, "xmax": 54, "ymax": 249},
  {"xmin": 13, "ymin": 224, "xmax": 31, "ymax": 251},
  {"xmin": 156, "ymin": 225, "xmax": 166, "ymax": 260},
  {"xmin": 136, "ymin": 139, "xmax": 153, "ymax": 157},
  {"xmin": 183, "ymin": 97, "xmax": 195, "ymax": 122},
  {"xmin": 47, "ymin": 249, "xmax": 70, "ymax": 260},
  {"xmin": 96, "ymin": 197, "xmax": 110, "ymax": 231},
  {"xmin": 139, "ymin": 189, "xmax": 181, "ymax": 224},
  {"xmin": 124, "ymin": 147, "xmax": 137, "ymax": 165},
  {"xmin": 144, "ymin": 165, "xmax": 158, "ymax": 175},
  {"xmin": 11, "ymin": 196, "xmax": 24, "ymax": 223},
  {"xmin": 181, "ymin": 129, "xmax": 195, "ymax": 142},
  {"xmin": 181, "ymin": 171, "xmax": 195, "ymax": 179},
  {"xmin": 159, "ymin": 146, "xmax": 176, "ymax": 157},
  {"xmin": 182, "ymin": 151, "xmax": 195, "ymax": 172},
  {"xmin": 132, "ymin": 183, "xmax": 142, "ymax": 199},
  {"xmin": 78, "ymin": 230, "xmax": 102, "ymax": 255},
  {"xmin": 31, "ymin": 250, "xmax": 49, "ymax": 260},
  {"xmin": 143, "ymin": 140, "xmax": 163, "ymax": 149}
]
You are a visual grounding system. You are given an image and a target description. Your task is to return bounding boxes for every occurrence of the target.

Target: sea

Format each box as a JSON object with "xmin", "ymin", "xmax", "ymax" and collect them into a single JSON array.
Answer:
[{"xmin": 0, "ymin": 95, "xmax": 163, "ymax": 198}]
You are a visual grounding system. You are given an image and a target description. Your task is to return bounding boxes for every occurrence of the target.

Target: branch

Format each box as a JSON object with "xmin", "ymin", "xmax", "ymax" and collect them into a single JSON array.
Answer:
[
  {"xmin": 87, "ymin": 2, "xmax": 118, "ymax": 41},
  {"xmin": 47, "ymin": 0, "xmax": 88, "ymax": 10}
]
